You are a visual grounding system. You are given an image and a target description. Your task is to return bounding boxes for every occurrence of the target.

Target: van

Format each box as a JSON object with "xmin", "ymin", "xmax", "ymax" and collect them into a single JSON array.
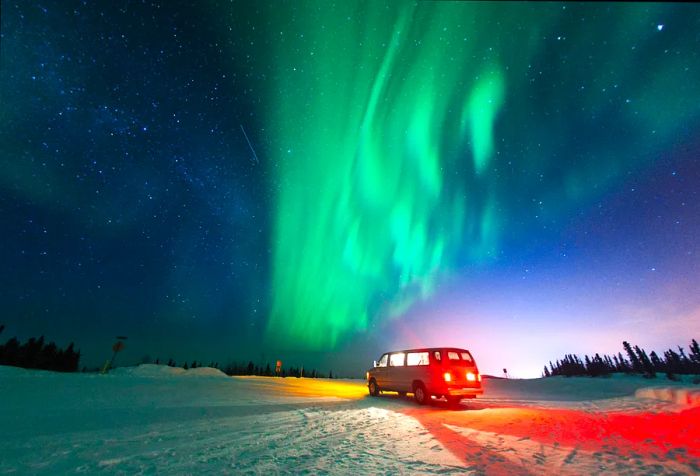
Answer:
[{"xmin": 366, "ymin": 347, "xmax": 483, "ymax": 405}]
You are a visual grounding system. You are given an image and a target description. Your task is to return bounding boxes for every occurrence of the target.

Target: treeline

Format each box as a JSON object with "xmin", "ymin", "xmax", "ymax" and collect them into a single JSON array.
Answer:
[
  {"xmin": 544, "ymin": 339, "xmax": 700, "ymax": 379},
  {"xmin": 222, "ymin": 361, "xmax": 334, "ymax": 379},
  {"xmin": 0, "ymin": 325, "xmax": 81, "ymax": 372},
  {"xmin": 150, "ymin": 357, "xmax": 335, "ymax": 378}
]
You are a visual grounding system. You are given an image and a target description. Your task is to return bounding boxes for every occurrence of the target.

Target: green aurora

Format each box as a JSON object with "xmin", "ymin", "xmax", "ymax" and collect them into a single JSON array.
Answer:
[{"xmin": 262, "ymin": 2, "xmax": 700, "ymax": 350}]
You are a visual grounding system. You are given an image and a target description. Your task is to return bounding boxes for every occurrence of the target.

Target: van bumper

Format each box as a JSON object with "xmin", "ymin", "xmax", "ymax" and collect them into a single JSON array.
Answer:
[{"xmin": 444, "ymin": 387, "xmax": 484, "ymax": 397}]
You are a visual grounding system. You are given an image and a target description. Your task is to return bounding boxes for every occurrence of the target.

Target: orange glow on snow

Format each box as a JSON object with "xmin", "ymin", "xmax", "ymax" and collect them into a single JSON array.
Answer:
[{"xmin": 233, "ymin": 376, "xmax": 367, "ymax": 399}]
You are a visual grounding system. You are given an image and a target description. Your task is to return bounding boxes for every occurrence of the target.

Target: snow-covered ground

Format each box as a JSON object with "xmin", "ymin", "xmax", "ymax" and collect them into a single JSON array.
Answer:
[{"xmin": 1, "ymin": 365, "xmax": 698, "ymax": 475}]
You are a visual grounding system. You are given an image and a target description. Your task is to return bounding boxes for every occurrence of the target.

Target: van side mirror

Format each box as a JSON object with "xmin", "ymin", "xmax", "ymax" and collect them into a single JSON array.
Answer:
[{"xmin": 373, "ymin": 360, "xmax": 378, "ymax": 367}]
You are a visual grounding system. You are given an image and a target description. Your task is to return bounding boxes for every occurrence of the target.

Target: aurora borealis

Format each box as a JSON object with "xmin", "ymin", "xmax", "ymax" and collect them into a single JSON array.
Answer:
[
  {"xmin": 265, "ymin": 1, "xmax": 700, "ymax": 351},
  {"xmin": 2, "ymin": 2, "xmax": 699, "ymax": 376}
]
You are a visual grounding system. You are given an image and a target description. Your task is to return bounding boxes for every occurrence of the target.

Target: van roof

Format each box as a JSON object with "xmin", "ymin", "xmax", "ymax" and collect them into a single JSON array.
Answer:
[{"xmin": 384, "ymin": 347, "xmax": 471, "ymax": 354}]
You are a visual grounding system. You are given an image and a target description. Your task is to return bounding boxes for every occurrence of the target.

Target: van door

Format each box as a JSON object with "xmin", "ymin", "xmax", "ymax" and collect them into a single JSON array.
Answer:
[
  {"xmin": 405, "ymin": 351, "xmax": 431, "ymax": 393},
  {"xmin": 373, "ymin": 353, "xmax": 389, "ymax": 388},
  {"xmin": 387, "ymin": 352, "xmax": 407, "ymax": 391}
]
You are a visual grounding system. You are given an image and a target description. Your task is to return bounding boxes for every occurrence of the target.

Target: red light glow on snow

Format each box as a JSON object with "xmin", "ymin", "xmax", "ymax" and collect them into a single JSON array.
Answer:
[{"xmin": 398, "ymin": 404, "xmax": 700, "ymax": 470}]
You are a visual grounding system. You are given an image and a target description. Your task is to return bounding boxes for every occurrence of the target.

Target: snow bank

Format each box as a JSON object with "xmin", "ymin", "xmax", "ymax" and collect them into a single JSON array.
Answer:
[
  {"xmin": 183, "ymin": 366, "xmax": 228, "ymax": 378},
  {"xmin": 635, "ymin": 386, "xmax": 700, "ymax": 407},
  {"xmin": 109, "ymin": 364, "xmax": 227, "ymax": 378},
  {"xmin": 481, "ymin": 373, "xmax": 700, "ymax": 404}
]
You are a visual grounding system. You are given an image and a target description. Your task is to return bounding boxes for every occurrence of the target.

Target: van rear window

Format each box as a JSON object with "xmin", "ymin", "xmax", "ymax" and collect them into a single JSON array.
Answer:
[
  {"xmin": 446, "ymin": 351, "xmax": 474, "ymax": 362},
  {"xmin": 406, "ymin": 352, "xmax": 429, "ymax": 366}
]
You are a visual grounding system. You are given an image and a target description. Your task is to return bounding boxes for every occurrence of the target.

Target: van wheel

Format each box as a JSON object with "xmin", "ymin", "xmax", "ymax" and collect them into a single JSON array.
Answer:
[
  {"xmin": 413, "ymin": 383, "xmax": 429, "ymax": 405},
  {"xmin": 368, "ymin": 379, "xmax": 380, "ymax": 397}
]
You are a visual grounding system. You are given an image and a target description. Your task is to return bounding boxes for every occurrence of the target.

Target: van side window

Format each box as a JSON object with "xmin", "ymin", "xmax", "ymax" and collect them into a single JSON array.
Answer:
[
  {"xmin": 461, "ymin": 352, "xmax": 473, "ymax": 362},
  {"xmin": 434, "ymin": 351, "xmax": 441, "ymax": 361},
  {"xmin": 406, "ymin": 352, "xmax": 429, "ymax": 366},
  {"xmin": 447, "ymin": 351, "xmax": 460, "ymax": 360},
  {"xmin": 389, "ymin": 353, "xmax": 405, "ymax": 366},
  {"xmin": 377, "ymin": 354, "xmax": 388, "ymax": 367}
]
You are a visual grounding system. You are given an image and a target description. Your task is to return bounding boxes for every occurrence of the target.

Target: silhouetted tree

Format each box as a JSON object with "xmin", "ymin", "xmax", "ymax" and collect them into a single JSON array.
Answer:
[
  {"xmin": 622, "ymin": 341, "xmax": 641, "ymax": 373},
  {"xmin": 690, "ymin": 339, "xmax": 700, "ymax": 364},
  {"xmin": 634, "ymin": 345, "xmax": 655, "ymax": 377},
  {"xmin": 545, "ymin": 339, "xmax": 699, "ymax": 379},
  {"xmin": 649, "ymin": 351, "xmax": 664, "ymax": 373},
  {"xmin": 616, "ymin": 352, "xmax": 630, "ymax": 372},
  {"xmin": 0, "ymin": 333, "xmax": 79, "ymax": 372}
]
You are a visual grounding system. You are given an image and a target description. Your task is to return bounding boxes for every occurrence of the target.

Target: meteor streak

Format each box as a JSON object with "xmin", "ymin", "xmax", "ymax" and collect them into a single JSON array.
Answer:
[{"xmin": 240, "ymin": 124, "xmax": 259, "ymax": 163}]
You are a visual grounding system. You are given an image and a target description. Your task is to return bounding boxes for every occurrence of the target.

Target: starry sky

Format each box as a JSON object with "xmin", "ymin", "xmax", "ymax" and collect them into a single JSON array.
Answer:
[{"xmin": 2, "ymin": 1, "xmax": 699, "ymax": 377}]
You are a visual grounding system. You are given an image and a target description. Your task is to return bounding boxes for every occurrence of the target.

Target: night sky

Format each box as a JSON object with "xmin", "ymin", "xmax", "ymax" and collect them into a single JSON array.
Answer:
[{"xmin": 2, "ymin": 1, "xmax": 699, "ymax": 377}]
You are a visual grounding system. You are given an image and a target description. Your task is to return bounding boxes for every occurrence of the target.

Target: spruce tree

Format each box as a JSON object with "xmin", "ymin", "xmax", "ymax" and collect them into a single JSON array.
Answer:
[
  {"xmin": 649, "ymin": 351, "xmax": 664, "ymax": 372},
  {"xmin": 634, "ymin": 345, "xmax": 655, "ymax": 377},
  {"xmin": 623, "ymin": 341, "xmax": 642, "ymax": 372},
  {"xmin": 690, "ymin": 339, "xmax": 700, "ymax": 363}
]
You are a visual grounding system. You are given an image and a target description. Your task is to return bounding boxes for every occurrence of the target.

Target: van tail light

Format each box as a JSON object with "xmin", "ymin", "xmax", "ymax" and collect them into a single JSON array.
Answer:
[
  {"xmin": 466, "ymin": 372, "xmax": 476, "ymax": 382},
  {"xmin": 443, "ymin": 372, "xmax": 452, "ymax": 382}
]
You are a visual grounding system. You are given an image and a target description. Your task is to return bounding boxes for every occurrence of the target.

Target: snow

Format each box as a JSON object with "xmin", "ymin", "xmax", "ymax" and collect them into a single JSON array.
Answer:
[
  {"xmin": 635, "ymin": 386, "xmax": 700, "ymax": 407},
  {"xmin": 110, "ymin": 363, "xmax": 228, "ymax": 378},
  {"xmin": 1, "ymin": 365, "xmax": 698, "ymax": 474}
]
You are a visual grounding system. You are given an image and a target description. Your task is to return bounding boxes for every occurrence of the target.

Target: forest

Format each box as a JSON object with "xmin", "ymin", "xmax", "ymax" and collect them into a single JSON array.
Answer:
[{"xmin": 544, "ymin": 339, "xmax": 700, "ymax": 379}]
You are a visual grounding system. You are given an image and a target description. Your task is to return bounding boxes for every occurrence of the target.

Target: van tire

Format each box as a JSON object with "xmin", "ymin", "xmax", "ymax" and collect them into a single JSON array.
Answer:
[
  {"xmin": 368, "ymin": 379, "xmax": 380, "ymax": 396},
  {"xmin": 413, "ymin": 382, "xmax": 429, "ymax": 405}
]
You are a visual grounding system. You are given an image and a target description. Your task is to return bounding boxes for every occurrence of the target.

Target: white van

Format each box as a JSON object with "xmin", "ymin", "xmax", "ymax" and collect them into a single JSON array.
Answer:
[{"xmin": 366, "ymin": 347, "xmax": 483, "ymax": 405}]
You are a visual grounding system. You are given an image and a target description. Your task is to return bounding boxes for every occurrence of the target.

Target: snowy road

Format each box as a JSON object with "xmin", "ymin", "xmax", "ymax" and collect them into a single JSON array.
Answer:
[{"xmin": 1, "ymin": 365, "xmax": 698, "ymax": 475}]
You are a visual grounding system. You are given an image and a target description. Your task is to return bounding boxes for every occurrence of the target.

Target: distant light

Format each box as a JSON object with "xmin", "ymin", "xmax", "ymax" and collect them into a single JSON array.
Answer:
[{"xmin": 657, "ymin": 24, "xmax": 664, "ymax": 31}]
